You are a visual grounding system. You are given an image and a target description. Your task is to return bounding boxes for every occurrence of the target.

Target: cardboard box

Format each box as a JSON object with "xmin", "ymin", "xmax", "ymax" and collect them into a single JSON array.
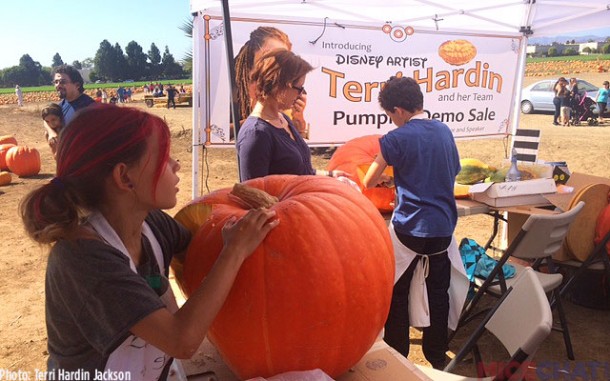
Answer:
[
  {"xmin": 469, "ymin": 178, "xmax": 557, "ymax": 208},
  {"xmin": 184, "ymin": 339, "xmax": 430, "ymax": 381},
  {"xmin": 501, "ymin": 172, "xmax": 610, "ymax": 261},
  {"xmin": 337, "ymin": 340, "xmax": 430, "ymax": 381}
]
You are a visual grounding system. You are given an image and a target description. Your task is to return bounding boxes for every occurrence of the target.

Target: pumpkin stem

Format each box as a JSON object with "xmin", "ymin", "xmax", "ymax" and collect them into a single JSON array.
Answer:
[{"xmin": 230, "ymin": 183, "xmax": 278, "ymax": 209}]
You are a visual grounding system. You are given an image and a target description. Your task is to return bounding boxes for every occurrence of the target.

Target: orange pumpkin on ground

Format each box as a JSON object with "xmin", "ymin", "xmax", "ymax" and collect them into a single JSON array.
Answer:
[
  {"xmin": 0, "ymin": 143, "xmax": 16, "ymax": 170},
  {"xmin": 5, "ymin": 146, "xmax": 41, "ymax": 177},
  {"xmin": 326, "ymin": 135, "xmax": 395, "ymax": 212},
  {"xmin": 0, "ymin": 135, "xmax": 17, "ymax": 146},
  {"xmin": 178, "ymin": 175, "xmax": 394, "ymax": 379},
  {"xmin": 0, "ymin": 171, "xmax": 11, "ymax": 186}
]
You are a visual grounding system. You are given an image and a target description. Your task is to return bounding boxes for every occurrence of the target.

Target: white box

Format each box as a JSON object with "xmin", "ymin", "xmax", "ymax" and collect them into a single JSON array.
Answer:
[{"xmin": 469, "ymin": 178, "xmax": 557, "ymax": 207}]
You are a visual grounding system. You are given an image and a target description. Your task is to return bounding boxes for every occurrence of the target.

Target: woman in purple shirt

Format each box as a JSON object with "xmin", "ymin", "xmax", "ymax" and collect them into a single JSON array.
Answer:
[{"xmin": 236, "ymin": 49, "xmax": 341, "ymax": 181}]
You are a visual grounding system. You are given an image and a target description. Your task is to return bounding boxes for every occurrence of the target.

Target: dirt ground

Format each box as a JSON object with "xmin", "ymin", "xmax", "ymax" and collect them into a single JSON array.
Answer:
[{"xmin": 0, "ymin": 73, "xmax": 609, "ymax": 379}]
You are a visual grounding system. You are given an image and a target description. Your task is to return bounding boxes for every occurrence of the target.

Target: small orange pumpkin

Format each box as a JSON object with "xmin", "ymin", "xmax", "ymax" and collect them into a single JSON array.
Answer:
[
  {"xmin": 180, "ymin": 175, "xmax": 394, "ymax": 379},
  {"xmin": 327, "ymin": 135, "xmax": 395, "ymax": 212},
  {"xmin": 0, "ymin": 171, "xmax": 11, "ymax": 186},
  {"xmin": 0, "ymin": 143, "xmax": 16, "ymax": 170},
  {"xmin": 5, "ymin": 146, "xmax": 41, "ymax": 177},
  {"xmin": 0, "ymin": 135, "xmax": 18, "ymax": 146}
]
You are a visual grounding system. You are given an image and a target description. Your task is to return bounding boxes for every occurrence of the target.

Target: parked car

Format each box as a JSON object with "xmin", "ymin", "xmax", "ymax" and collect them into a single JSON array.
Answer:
[{"xmin": 520, "ymin": 79, "xmax": 599, "ymax": 114}]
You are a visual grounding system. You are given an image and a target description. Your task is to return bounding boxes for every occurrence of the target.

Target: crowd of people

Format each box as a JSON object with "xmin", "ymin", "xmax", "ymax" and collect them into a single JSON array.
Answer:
[
  {"xmin": 552, "ymin": 76, "xmax": 609, "ymax": 125},
  {"xmin": 20, "ymin": 25, "xmax": 463, "ymax": 378}
]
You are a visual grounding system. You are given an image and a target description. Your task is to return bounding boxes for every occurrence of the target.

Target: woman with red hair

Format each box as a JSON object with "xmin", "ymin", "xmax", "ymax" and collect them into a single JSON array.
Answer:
[{"xmin": 20, "ymin": 104, "xmax": 278, "ymax": 379}]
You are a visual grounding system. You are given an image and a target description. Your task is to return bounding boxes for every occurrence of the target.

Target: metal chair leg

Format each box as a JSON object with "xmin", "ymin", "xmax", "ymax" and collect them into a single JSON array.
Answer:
[{"xmin": 552, "ymin": 289, "xmax": 575, "ymax": 360}]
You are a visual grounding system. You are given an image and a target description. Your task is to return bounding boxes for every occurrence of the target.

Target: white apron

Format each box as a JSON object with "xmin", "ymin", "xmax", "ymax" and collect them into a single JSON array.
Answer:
[
  {"xmin": 389, "ymin": 222, "xmax": 469, "ymax": 330},
  {"xmin": 88, "ymin": 212, "xmax": 182, "ymax": 381}
]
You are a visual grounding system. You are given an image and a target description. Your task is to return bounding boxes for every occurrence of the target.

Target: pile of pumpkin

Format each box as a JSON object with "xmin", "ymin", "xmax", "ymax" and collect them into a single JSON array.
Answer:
[
  {"xmin": 524, "ymin": 59, "xmax": 610, "ymax": 77},
  {"xmin": 0, "ymin": 135, "xmax": 41, "ymax": 186},
  {"xmin": 0, "ymin": 92, "xmax": 60, "ymax": 106}
]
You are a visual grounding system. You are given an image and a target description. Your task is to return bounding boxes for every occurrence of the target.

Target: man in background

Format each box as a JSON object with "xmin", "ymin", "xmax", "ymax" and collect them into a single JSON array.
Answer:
[
  {"xmin": 52, "ymin": 64, "xmax": 95, "ymax": 125},
  {"xmin": 44, "ymin": 65, "xmax": 95, "ymax": 149}
]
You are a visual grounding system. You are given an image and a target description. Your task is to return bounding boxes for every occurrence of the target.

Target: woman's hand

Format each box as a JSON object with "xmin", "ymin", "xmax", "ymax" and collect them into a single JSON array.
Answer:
[
  {"xmin": 221, "ymin": 208, "xmax": 279, "ymax": 261},
  {"xmin": 291, "ymin": 93, "xmax": 308, "ymax": 137}
]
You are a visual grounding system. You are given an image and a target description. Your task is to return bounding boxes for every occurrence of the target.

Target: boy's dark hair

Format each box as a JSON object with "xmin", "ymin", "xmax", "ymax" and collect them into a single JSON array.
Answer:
[
  {"xmin": 378, "ymin": 76, "xmax": 423, "ymax": 113},
  {"xmin": 41, "ymin": 103, "xmax": 63, "ymax": 121},
  {"xmin": 53, "ymin": 64, "xmax": 85, "ymax": 93}
]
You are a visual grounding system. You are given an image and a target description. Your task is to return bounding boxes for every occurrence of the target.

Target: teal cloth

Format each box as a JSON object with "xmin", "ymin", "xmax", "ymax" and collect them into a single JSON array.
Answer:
[{"xmin": 459, "ymin": 238, "xmax": 515, "ymax": 283}]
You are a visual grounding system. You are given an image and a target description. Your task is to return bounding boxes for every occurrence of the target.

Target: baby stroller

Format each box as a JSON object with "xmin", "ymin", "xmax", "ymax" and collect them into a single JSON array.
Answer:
[{"xmin": 570, "ymin": 92, "xmax": 598, "ymax": 126}]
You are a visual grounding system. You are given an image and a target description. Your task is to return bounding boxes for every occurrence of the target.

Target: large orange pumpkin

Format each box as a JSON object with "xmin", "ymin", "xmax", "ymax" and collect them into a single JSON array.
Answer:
[
  {"xmin": 180, "ymin": 175, "xmax": 394, "ymax": 379},
  {"xmin": 0, "ymin": 143, "xmax": 16, "ymax": 170},
  {"xmin": 326, "ymin": 135, "xmax": 395, "ymax": 212},
  {"xmin": 0, "ymin": 135, "xmax": 17, "ymax": 146},
  {"xmin": 5, "ymin": 146, "xmax": 41, "ymax": 177}
]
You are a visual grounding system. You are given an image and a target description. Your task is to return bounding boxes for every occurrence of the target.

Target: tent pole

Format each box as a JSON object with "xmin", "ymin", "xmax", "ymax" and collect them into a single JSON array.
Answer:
[
  {"xmin": 221, "ymin": 0, "xmax": 243, "ymax": 182},
  {"xmin": 192, "ymin": 12, "xmax": 202, "ymax": 199}
]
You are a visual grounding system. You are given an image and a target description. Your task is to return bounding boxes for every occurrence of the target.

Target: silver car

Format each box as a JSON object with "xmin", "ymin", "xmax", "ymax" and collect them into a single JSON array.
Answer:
[{"xmin": 520, "ymin": 79, "xmax": 599, "ymax": 114}]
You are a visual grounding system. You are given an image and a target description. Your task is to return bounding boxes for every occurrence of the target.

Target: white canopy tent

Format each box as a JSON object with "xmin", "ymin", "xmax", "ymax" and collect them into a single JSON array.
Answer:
[{"xmin": 188, "ymin": 0, "xmax": 610, "ymax": 197}]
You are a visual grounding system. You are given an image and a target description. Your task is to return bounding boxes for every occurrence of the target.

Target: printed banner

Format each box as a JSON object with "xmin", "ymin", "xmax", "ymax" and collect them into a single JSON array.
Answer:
[{"xmin": 196, "ymin": 16, "xmax": 523, "ymax": 146}]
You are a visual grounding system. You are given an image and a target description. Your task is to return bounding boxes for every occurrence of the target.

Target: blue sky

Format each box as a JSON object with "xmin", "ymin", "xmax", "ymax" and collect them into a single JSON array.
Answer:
[{"xmin": 2, "ymin": 0, "xmax": 192, "ymax": 70}]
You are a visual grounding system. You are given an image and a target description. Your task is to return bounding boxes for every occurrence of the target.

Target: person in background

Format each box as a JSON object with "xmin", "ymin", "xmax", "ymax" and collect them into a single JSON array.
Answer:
[
  {"xmin": 20, "ymin": 104, "xmax": 278, "ymax": 378},
  {"xmin": 236, "ymin": 49, "xmax": 344, "ymax": 181},
  {"xmin": 15, "ymin": 85, "xmax": 24, "ymax": 107},
  {"xmin": 166, "ymin": 84, "xmax": 177, "ymax": 109},
  {"xmin": 560, "ymin": 85, "xmax": 572, "ymax": 126},
  {"xmin": 234, "ymin": 26, "xmax": 308, "ymax": 139},
  {"xmin": 363, "ymin": 76, "xmax": 461, "ymax": 370},
  {"xmin": 567, "ymin": 77, "xmax": 580, "ymax": 123},
  {"xmin": 95, "ymin": 88, "xmax": 103, "ymax": 103},
  {"xmin": 595, "ymin": 80, "xmax": 609, "ymax": 123},
  {"xmin": 51, "ymin": 65, "xmax": 95, "ymax": 125},
  {"xmin": 41, "ymin": 103, "xmax": 64, "ymax": 159},
  {"xmin": 101, "ymin": 88, "xmax": 108, "ymax": 104},
  {"xmin": 552, "ymin": 77, "xmax": 568, "ymax": 126}
]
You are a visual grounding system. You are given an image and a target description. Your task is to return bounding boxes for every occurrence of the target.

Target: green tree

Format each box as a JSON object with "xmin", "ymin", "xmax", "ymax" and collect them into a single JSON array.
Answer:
[
  {"xmin": 2, "ymin": 66, "xmax": 28, "ymax": 86},
  {"xmin": 125, "ymin": 41, "xmax": 148, "ymax": 80},
  {"xmin": 113, "ymin": 43, "xmax": 128, "ymax": 80},
  {"xmin": 148, "ymin": 43, "xmax": 162, "ymax": 79},
  {"xmin": 583, "ymin": 47, "xmax": 592, "ymax": 54},
  {"xmin": 72, "ymin": 60, "xmax": 82, "ymax": 69},
  {"xmin": 161, "ymin": 46, "xmax": 183, "ymax": 79},
  {"xmin": 94, "ymin": 40, "xmax": 116, "ymax": 81},
  {"xmin": 602, "ymin": 43, "xmax": 610, "ymax": 54},
  {"xmin": 179, "ymin": 18, "xmax": 193, "ymax": 74},
  {"xmin": 82, "ymin": 58, "xmax": 94, "ymax": 69},
  {"xmin": 52, "ymin": 53, "xmax": 64, "ymax": 68},
  {"xmin": 564, "ymin": 47, "xmax": 577, "ymax": 56},
  {"xmin": 547, "ymin": 46, "xmax": 558, "ymax": 57},
  {"xmin": 19, "ymin": 54, "xmax": 47, "ymax": 85}
]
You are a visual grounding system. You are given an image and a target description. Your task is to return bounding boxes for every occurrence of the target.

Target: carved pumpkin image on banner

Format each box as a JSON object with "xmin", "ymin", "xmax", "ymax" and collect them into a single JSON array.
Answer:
[{"xmin": 175, "ymin": 175, "xmax": 394, "ymax": 380}]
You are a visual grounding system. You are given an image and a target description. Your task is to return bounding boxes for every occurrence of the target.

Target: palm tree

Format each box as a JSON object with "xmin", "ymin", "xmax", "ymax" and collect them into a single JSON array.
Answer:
[{"xmin": 179, "ymin": 18, "xmax": 193, "ymax": 73}]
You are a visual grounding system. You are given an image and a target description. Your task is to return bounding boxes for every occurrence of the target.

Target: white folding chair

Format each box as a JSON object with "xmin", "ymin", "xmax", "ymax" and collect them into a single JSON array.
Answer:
[
  {"xmin": 454, "ymin": 202, "xmax": 584, "ymax": 360},
  {"xmin": 417, "ymin": 267, "xmax": 552, "ymax": 381}
]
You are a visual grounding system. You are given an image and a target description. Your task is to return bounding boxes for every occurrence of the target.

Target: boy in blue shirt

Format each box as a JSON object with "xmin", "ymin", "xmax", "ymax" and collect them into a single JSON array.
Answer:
[{"xmin": 363, "ymin": 76, "xmax": 461, "ymax": 369}]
